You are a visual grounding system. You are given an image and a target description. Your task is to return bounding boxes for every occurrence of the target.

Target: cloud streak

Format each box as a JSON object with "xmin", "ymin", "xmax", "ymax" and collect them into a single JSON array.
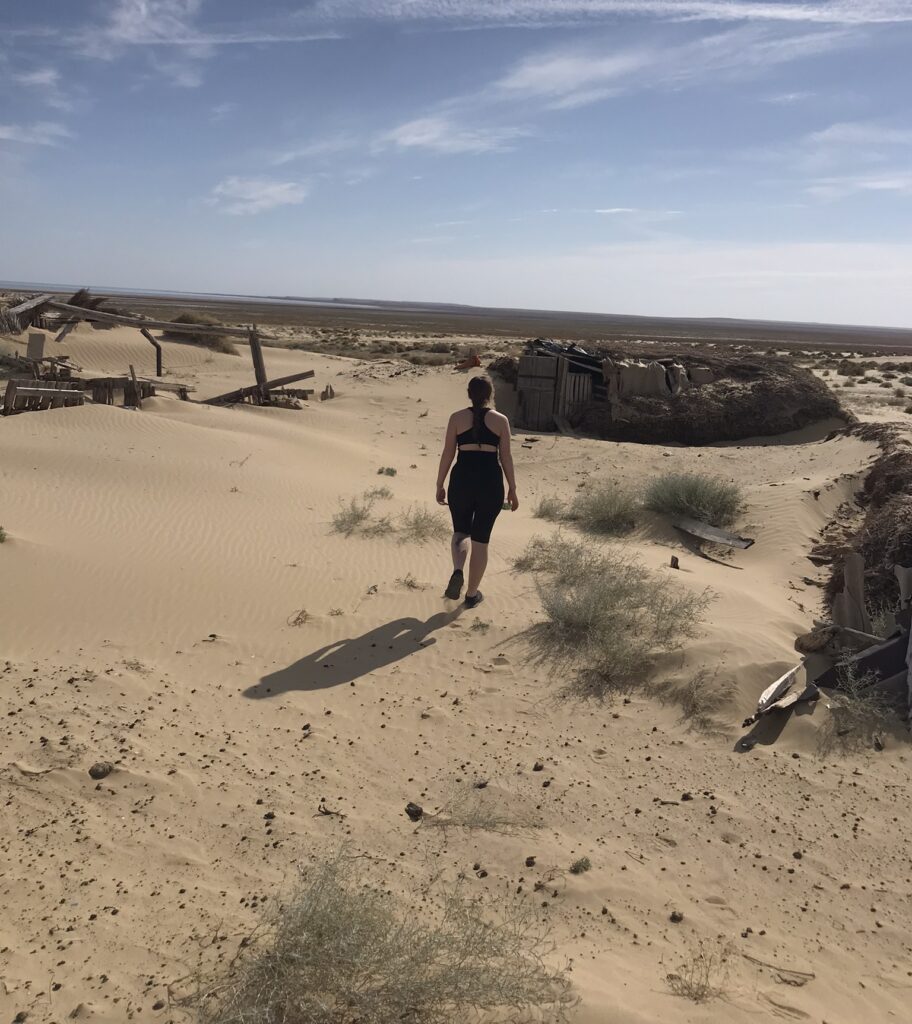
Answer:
[
  {"xmin": 492, "ymin": 25, "xmax": 851, "ymax": 108},
  {"xmin": 312, "ymin": 0, "xmax": 912, "ymax": 27},
  {"xmin": 380, "ymin": 116, "xmax": 528, "ymax": 154},
  {"xmin": 207, "ymin": 177, "xmax": 310, "ymax": 215},
  {"xmin": 0, "ymin": 122, "xmax": 72, "ymax": 146}
]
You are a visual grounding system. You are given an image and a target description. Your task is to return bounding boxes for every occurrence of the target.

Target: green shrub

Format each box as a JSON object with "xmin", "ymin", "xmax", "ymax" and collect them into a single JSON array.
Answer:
[
  {"xmin": 644, "ymin": 472, "xmax": 744, "ymax": 528},
  {"xmin": 569, "ymin": 857, "xmax": 591, "ymax": 875}
]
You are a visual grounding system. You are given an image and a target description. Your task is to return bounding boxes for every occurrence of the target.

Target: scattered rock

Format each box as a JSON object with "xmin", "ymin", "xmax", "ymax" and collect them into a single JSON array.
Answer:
[
  {"xmin": 670, "ymin": 910, "xmax": 684, "ymax": 923},
  {"xmin": 525, "ymin": 855, "xmax": 536, "ymax": 867},
  {"xmin": 88, "ymin": 762, "xmax": 114, "ymax": 781},
  {"xmin": 405, "ymin": 802, "xmax": 424, "ymax": 822},
  {"xmin": 532, "ymin": 761, "xmax": 544, "ymax": 772}
]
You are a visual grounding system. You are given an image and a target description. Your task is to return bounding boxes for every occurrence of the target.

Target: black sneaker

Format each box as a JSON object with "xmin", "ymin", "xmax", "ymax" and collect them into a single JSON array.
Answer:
[
  {"xmin": 464, "ymin": 591, "xmax": 484, "ymax": 609},
  {"xmin": 444, "ymin": 570, "xmax": 464, "ymax": 600}
]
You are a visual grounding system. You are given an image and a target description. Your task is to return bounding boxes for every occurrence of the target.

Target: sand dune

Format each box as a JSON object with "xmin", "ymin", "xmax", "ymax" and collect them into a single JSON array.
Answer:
[{"xmin": 2, "ymin": 324, "xmax": 910, "ymax": 1023}]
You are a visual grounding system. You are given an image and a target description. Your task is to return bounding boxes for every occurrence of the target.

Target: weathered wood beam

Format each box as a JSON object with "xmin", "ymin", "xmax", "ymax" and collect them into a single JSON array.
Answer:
[
  {"xmin": 140, "ymin": 327, "xmax": 163, "ymax": 377},
  {"xmin": 4, "ymin": 293, "xmax": 53, "ymax": 330},
  {"xmin": 205, "ymin": 369, "xmax": 315, "ymax": 406},
  {"xmin": 249, "ymin": 327, "xmax": 268, "ymax": 388},
  {"xmin": 45, "ymin": 301, "xmax": 257, "ymax": 338}
]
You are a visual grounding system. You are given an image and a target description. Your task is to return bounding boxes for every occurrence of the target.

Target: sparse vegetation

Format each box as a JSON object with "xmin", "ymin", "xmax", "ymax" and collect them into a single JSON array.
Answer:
[
  {"xmin": 644, "ymin": 472, "xmax": 744, "ymax": 528},
  {"xmin": 331, "ymin": 496, "xmax": 375, "ymax": 536},
  {"xmin": 364, "ymin": 485, "xmax": 393, "ymax": 500},
  {"xmin": 420, "ymin": 787, "xmax": 541, "ymax": 836},
  {"xmin": 161, "ymin": 312, "xmax": 238, "ymax": 355},
  {"xmin": 378, "ymin": 466, "xmax": 398, "ymax": 477},
  {"xmin": 328, "ymin": 607, "xmax": 344, "ymax": 616},
  {"xmin": 515, "ymin": 535, "xmax": 711, "ymax": 699},
  {"xmin": 818, "ymin": 667, "xmax": 897, "ymax": 755},
  {"xmin": 191, "ymin": 856, "xmax": 574, "ymax": 1024},
  {"xmin": 666, "ymin": 939, "xmax": 733, "ymax": 1003},
  {"xmin": 470, "ymin": 618, "xmax": 491, "ymax": 634},
  {"xmin": 534, "ymin": 495, "xmax": 566, "ymax": 521},
  {"xmin": 397, "ymin": 572, "xmax": 422, "ymax": 590},
  {"xmin": 662, "ymin": 668, "xmax": 737, "ymax": 732},
  {"xmin": 398, "ymin": 505, "xmax": 450, "ymax": 544},
  {"xmin": 0, "ymin": 525, "xmax": 6, "ymax": 544},
  {"xmin": 569, "ymin": 857, "xmax": 591, "ymax": 875},
  {"xmin": 286, "ymin": 609, "xmax": 310, "ymax": 627},
  {"xmin": 568, "ymin": 482, "xmax": 638, "ymax": 536}
]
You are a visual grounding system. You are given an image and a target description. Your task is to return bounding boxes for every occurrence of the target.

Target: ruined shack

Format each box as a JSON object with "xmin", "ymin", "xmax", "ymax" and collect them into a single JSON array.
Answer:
[{"xmin": 508, "ymin": 339, "xmax": 845, "ymax": 444}]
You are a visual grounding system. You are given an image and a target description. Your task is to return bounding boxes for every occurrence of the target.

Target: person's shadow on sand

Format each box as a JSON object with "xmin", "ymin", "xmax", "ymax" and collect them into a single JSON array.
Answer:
[{"xmin": 244, "ymin": 609, "xmax": 462, "ymax": 698}]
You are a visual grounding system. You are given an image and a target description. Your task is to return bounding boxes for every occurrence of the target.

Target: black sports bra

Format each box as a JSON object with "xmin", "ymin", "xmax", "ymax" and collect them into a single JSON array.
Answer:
[{"xmin": 456, "ymin": 409, "xmax": 501, "ymax": 448}]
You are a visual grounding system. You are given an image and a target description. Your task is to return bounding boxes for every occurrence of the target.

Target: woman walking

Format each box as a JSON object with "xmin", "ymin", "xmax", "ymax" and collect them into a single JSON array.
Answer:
[{"xmin": 436, "ymin": 375, "xmax": 518, "ymax": 608}]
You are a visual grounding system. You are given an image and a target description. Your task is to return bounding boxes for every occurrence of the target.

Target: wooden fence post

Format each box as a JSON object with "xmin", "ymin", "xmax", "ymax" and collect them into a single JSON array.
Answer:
[{"xmin": 140, "ymin": 328, "xmax": 163, "ymax": 377}]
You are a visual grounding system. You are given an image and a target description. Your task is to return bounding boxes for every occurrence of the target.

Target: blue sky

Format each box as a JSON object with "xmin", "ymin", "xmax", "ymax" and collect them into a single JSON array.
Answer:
[{"xmin": 2, "ymin": 1, "xmax": 912, "ymax": 327}]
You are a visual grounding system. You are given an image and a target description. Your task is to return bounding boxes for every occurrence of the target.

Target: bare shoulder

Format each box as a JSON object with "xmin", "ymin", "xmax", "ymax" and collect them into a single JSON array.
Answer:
[{"xmin": 488, "ymin": 409, "xmax": 512, "ymax": 434}]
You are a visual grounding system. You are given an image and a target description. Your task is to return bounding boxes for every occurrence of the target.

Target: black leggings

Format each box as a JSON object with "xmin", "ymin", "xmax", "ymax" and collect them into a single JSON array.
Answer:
[{"xmin": 447, "ymin": 452, "xmax": 505, "ymax": 544}]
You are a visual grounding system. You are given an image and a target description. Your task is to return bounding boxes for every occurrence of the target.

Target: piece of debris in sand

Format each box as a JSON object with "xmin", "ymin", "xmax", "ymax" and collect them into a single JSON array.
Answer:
[{"xmin": 673, "ymin": 516, "xmax": 754, "ymax": 550}]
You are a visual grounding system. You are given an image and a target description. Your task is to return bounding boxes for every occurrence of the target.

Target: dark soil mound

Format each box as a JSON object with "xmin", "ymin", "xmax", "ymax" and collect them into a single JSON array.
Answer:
[{"xmin": 573, "ymin": 354, "xmax": 844, "ymax": 445}]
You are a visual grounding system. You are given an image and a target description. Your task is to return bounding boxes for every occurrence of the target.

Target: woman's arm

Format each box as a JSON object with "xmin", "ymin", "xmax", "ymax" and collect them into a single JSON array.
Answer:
[
  {"xmin": 436, "ymin": 415, "xmax": 458, "ymax": 503},
  {"xmin": 498, "ymin": 416, "xmax": 519, "ymax": 510}
]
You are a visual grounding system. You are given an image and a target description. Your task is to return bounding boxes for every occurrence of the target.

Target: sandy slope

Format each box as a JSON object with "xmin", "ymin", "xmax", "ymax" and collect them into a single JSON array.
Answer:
[{"xmin": 2, "ymin": 325, "xmax": 911, "ymax": 1023}]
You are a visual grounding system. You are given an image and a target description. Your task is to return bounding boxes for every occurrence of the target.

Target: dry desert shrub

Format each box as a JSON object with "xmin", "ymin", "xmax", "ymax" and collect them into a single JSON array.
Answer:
[
  {"xmin": 398, "ymin": 505, "xmax": 450, "ymax": 543},
  {"xmin": 420, "ymin": 787, "xmax": 541, "ymax": 837},
  {"xmin": 533, "ymin": 495, "xmax": 566, "ymax": 521},
  {"xmin": 673, "ymin": 668, "xmax": 736, "ymax": 732},
  {"xmin": 331, "ymin": 496, "xmax": 375, "ymax": 536},
  {"xmin": 817, "ymin": 667, "xmax": 897, "ymax": 755},
  {"xmin": 515, "ymin": 535, "xmax": 711, "ymax": 699},
  {"xmin": 161, "ymin": 312, "xmax": 238, "ymax": 355},
  {"xmin": 667, "ymin": 939, "xmax": 734, "ymax": 1003},
  {"xmin": 568, "ymin": 481, "xmax": 638, "ymax": 536},
  {"xmin": 191, "ymin": 856, "xmax": 574, "ymax": 1024},
  {"xmin": 0, "ymin": 525, "xmax": 6, "ymax": 544},
  {"xmin": 644, "ymin": 472, "xmax": 744, "ymax": 528}
]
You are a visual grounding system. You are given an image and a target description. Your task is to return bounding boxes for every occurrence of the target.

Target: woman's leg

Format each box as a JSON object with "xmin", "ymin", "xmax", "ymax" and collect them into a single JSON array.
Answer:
[
  {"xmin": 465, "ymin": 541, "xmax": 488, "ymax": 598},
  {"xmin": 451, "ymin": 532, "xmax": 470, "ymax": 571}
]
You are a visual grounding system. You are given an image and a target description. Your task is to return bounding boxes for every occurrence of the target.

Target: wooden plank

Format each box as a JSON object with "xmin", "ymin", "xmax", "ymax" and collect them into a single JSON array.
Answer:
[
  {"xmin": 834, "ymin": 552, "xmax": 872, "ymax": 633},
  {"xmin": 554, "ymin": 356, "xmax": 569, "ymax": 419},
  {"xmin": 205, "ymin": 368, "xmax": 315, "ymax": 406},
  {"xmin": 54, "ymin": 321, "xmax": 77, "ymax": 344},
  {"xmin": 140, "ymin": 328, "xmax": 163, "ymax": 377},
  {"xmin": 45, "ymin": 301, "xmax": 258, "ymax": 338},
  {"xmin": 128, "ymin": 364, "xmax": 142, "ymax": 409},
  {"xmin": 248, "ymin": 327, "xmax": 268, "ymax": 389},
  {"xmin": 27, "ymin": 332, "xmax": 46, "ymax": 360},
  {"xmin": 672, "ymin": 516, "xmax": 755, "ymax": 549},
  {"xmin": 3, "ymin": 293, "xmax": 53, "ymax": 330}
]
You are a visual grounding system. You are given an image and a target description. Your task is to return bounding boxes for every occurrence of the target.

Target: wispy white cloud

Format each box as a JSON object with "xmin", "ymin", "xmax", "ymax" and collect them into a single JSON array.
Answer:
[
  {"xmin": 0, "ymin": 122, "xmax": 72, "ymax": 146},
  {"xmin": 273, "ymin": 133, "xmax": 361, "ymax": 165},
  {"xmin": 210, "ymin": 102, "xmax": 238, "ymax": 122},
  {"xmin": 595, "ymin": 207, "xmax": 639, "ymax": 213},
  {"xmin": 808, "ymin": 120, "xmax": 912, "ymax": 146},
  {"xmin": 762, "ymin": 90, "xmax": 816, "ymax": 103},
  {"xmin": 13, "ymin": 67, "xmax": 76, "ymax": 111},
  {"xmin": 380, "ymin": 116, "xmax": 527, "ymax": 154},
  {"xmin": 207, "ymin": 176, "xmax": 310, "ymax": 215},
  {"xmin": 806, "ymin": 172, "xmax": 912, "ymax": 199},
  {"xmin": 81, "ymin": 1, "xmax": 338, "ymax": 85},
  {"xmin": 492, "ymin": 25, "xmax": 851, "ymax": 108},
  {"xmin": 312, "ymin": 0, "xmax": 912, "ymax": 27}
]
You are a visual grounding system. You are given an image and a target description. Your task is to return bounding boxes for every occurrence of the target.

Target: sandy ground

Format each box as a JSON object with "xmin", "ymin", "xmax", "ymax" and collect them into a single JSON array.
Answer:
[{"xmin": 2, "ymin": 324, "xmax": 912, "ymax": 1023}]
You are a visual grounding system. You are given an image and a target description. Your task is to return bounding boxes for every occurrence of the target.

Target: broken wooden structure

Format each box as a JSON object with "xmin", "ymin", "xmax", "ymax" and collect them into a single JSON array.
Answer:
[
  {"xmin": 3, "ymin": 378, "xmax": 84, "ymax": 415},
  {"xmin": 2, "ymin": 291, "xmax": 315, "ymax": 412},
  {"xmin": 512, "ymin": 340, "xmax": 714, "ymax": 432}
]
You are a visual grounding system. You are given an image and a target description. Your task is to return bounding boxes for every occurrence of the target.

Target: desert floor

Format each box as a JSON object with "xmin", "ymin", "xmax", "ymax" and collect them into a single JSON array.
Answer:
[{"xmin": 2, "ymin": 323, "xmax": 911, "ymax": 1023}]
